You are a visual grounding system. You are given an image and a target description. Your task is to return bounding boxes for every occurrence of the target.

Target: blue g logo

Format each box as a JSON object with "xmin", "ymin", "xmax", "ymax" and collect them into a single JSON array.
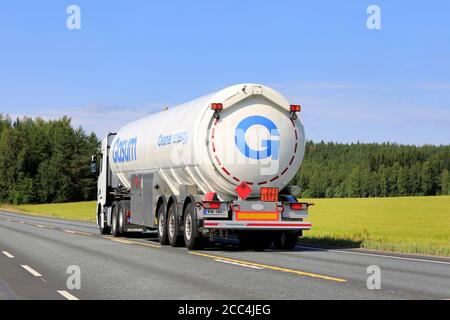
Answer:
[{"xmin": 235, "ymin": 116, "xmax": 280, "ymax": 160}]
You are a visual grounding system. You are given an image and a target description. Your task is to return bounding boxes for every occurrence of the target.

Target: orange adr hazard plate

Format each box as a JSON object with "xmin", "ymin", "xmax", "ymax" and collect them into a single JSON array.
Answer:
[{"xmin": 260, "ymin": 187, "xmax": 278, "ymax": 202}]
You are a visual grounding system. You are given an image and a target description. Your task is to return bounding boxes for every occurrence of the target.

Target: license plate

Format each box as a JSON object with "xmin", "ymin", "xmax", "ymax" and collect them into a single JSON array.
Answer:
[
  {"xmin": 203, "ymin": 209, "xmax": 227, "ymax": 216},
  {"xmin": 260, "ymin": 187, "xmax": 279, "ymax": 202}
]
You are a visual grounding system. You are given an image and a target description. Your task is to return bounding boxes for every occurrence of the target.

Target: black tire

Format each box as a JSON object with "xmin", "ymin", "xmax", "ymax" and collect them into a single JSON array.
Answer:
[
  {"xmin": 273, "ymin": 231, "xmax": 299, "ymax": 250},
  {"xmin": 183, "ymin": 202, "xmax": 203, "ymax": 250},
  {"xmin": 237, "ymin": 232, "xmax": 253, "ymax": 249},
  {"xmin": 238, "ymin": 231, "xmax": 272, "ymax": 250},
  {"xmin": 167, "ymin": 204, "xmax": 183, "ymax": 247},
  {"xmin": 111, "ymin": 202, "xmax": 122, "ymax": 237},
  {"xmin": 118, "ymin": 201, "xmax": 127, "ymax": 235},
  {"xmin": 157, "ymin": 205, "xmax": 169, "ymax": 245},
  {"xmin": 98, "ymin": 207, "xmax": 111, "ymax": 235}
]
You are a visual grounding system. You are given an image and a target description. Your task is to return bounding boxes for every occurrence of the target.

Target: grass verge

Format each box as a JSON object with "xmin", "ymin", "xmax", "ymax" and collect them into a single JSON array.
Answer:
[{"xmin": 0, "ymin": 201, "xmax": 96, "ymax": 222}]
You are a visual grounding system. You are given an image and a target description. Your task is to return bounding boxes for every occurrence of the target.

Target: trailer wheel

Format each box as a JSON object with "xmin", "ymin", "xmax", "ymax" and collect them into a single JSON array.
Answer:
[
  {"xmin": 98, "ymin": 206, "xmax": 111, "ymax": 235},
  {"xmin": 273, "ymin": 231, "xmax": 299, "ymax": 250},
  {"xmin": 157, "ymin": 205, "xmax": 169, "ymax": 245},
  {"xmin": 111, "ymin": 202, "xmax": 122, "ymax": 237},
  {"xmin": 183, "ymin": 203, "xmax": 203, "ymax": 250},
  {"xmin": 167, "ymin": 204, "xmax": 183, "ymax": 247},
  {"xmin": 118, "ymin": 201, "xmax": 127, "ymax": 235}
]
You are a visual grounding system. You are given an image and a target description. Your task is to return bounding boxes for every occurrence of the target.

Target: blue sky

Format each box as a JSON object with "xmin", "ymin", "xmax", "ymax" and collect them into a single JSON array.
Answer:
[{"xmin": 1, "ymin": 1, "xmax": 449, "ymax": 145}]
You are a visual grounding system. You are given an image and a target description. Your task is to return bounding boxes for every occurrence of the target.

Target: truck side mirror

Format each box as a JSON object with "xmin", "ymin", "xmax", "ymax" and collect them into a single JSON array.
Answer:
[{"xmin": 90, "ymin": 155, "xmax": 97, "ymax": 173}]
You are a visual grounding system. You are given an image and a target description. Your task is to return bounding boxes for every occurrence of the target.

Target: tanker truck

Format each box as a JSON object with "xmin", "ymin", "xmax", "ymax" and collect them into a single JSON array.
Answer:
[{"xmin": 91, "ymin": 83, "xmax": 312, "ymax": 250}]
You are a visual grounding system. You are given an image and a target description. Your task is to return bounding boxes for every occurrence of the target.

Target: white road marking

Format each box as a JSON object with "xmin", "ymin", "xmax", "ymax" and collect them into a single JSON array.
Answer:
[
  {"xmin": 62, "ymin": 229, "xmax": 76, "ymax": 234},
  {"xmin": 21, "ymin": 265, "xmax": 42, "ymax": 277},
  {"xmin": 19, "ymin": 221, "xmax": 25, "ymax": 224},
  {"xmin": 296, "ymin": 245, "xmax": 450, "ymax": 266},
  {"xmin": 2, "ymin": 251, "xmax": 14, "ymax": 258},
  {"xmin": 214, "ymin": 259, "xmax": 265, "ymax": 270},
  {"xmin": 57, "ymin": 290, "xmax": 79, "ymax": 300}
]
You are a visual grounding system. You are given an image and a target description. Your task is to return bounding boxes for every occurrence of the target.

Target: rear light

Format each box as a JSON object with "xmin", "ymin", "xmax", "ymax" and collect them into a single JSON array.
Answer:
[
  {"xmin": 290, "ymin": 104, "xmax": 301, "ymax": 112},
  {"xmin": 290, "ymin": 203, "xmax": 307, "ymax": 210},
  {"xmin": 211, "ymin": 103, "xmax": 223, "ymax": 111},
  {"xmin": 202, "ymin": 201, "xmax": 220, "ymax": 209}
]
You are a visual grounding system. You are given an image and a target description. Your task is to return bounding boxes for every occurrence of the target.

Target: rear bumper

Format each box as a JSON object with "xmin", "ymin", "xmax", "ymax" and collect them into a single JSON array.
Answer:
[{"xmin": 203, "ymin": 220, "xmax": 312, "ymax": 230}]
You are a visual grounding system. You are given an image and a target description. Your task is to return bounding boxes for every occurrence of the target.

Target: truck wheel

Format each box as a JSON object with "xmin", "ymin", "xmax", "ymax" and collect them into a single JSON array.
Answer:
[
  {"xmin": 183, "ymin": 202, "xmax": 203, "ymax": 250},
  {"xmin": 111, "ymin": 202, "xmax": 122, "ymax": 237},
  {"xmin": 157, "ymin": 205, "xmax": 169, "ymax": 245},
  {"xmin": 273, "ymin": 231, "xmax": 299, "ymax": 250},
  {"xmin": 98, "ymin": 207, "xmax": 111, "ymax": 235},
  {"xmin": 118, "ymin": 201, "xmax": 127, "ymax": 235},
  {"xmin": 167, "ymin": 204, "xmax": 183, "ymax": 247}
]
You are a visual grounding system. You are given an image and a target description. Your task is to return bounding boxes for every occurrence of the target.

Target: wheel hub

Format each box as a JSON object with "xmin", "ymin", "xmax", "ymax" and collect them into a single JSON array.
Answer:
[{"xmin": 185, "ymin": 215, "xmax": 192, "ymax": 241}]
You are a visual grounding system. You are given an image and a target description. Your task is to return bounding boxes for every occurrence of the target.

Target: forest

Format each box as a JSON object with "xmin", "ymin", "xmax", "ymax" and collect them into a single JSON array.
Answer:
[
  {"xmin": 0, "ymin": 114, "xmax": 99, "ymax": 205},
  {"xmin": 295, "ymin": 141, "xmax": 450, "ymax": 198},
  {"xmin": 1, "ymin": 114, "xmax": 449, "ymax": 204}
]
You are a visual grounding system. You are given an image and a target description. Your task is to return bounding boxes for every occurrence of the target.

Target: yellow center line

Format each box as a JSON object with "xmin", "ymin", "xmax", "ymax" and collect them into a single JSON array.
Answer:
[
  {"xmin": 107, "ymin": 237, "xmax": 160, "ymax": 248},
  {"xmin": 127, "ymin": 240, "xmax": 161, "ymax": 248},
  {"xmin": 189, "ymin": 251, "xmax": 347, "ymax": 283},
  {"xmin": 109, "ymin": 238, "xmax": 135, "ymax": 244},
  {"xmin": 73, "ymin": 231, "xmax": 93, "ymax": 236}
]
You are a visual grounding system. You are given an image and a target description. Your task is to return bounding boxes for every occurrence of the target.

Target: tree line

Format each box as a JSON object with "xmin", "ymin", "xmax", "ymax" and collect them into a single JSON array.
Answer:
[
  {"xmin": 1, "ymin": 115, "xmax": 449, "ymax": 204},
  {"xmin": 0, "ymin": 114, "xmax": 99, "ymax": 205},
  {"xmin": 295, "ymin": 141, "xmax": 450, "ymax": 198}
]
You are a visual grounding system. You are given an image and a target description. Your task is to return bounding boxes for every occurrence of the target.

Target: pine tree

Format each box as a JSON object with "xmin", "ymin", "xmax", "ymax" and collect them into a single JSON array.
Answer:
[
  {"xmin": 440, "ymin": 169, "xmax": 450, "ymax": 195},
  {"xmin": 421, "ymin": 161, "xmax": 433, "ymax": 196}
]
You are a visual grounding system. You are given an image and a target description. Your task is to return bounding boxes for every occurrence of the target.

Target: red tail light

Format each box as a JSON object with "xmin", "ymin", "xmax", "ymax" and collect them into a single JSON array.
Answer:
[
  {"xmin": 290, "ymin": 203, "xmax": 307, "ymax": 210},
  {"xmin": 290, "ymin": 104, "xmax": 301, "ymax": 112},
  {"xmin": 211, "ymin": 103, "xmax": 223, "ymax": 111},
  {"xmin": 203, "ymin": 201, "xmax": 220, "ymax": 209}
]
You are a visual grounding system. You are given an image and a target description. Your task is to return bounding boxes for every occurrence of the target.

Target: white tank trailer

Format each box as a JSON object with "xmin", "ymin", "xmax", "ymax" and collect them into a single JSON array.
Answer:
[{"xmin": 93, "ymin": 84, "xmax": 312, "ymax": 250}]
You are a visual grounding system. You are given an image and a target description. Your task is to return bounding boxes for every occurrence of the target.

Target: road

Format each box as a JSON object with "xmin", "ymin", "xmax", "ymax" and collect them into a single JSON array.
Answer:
[{"xmin": 0, "ymin": 210, "xmax": 449, "ymax": 300}]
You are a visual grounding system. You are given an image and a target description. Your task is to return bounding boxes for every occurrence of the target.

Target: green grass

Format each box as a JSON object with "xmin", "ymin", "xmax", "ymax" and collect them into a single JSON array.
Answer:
[
  {"xmin": 299, "ymin": 196, "xmax": 450, "ymax": 256},
  {"xmin": 1, "ymin": 196, "xmax": 449, "ymax": 256},
  {"xmin": 0, "ymin": 201, "xmax": 96, "ymax": 222}
]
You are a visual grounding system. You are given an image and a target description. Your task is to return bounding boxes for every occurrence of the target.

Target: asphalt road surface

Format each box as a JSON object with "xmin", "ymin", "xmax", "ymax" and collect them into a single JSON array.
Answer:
[{"xmin": 0, "ymin": 210, "xmax": 449, "ymax": 300}]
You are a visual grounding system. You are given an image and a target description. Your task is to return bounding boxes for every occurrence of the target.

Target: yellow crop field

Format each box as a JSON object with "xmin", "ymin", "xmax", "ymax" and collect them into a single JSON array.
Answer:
[{"xmin": 300, "ymin": 196, "xmax": 450, "ymax": 256}]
